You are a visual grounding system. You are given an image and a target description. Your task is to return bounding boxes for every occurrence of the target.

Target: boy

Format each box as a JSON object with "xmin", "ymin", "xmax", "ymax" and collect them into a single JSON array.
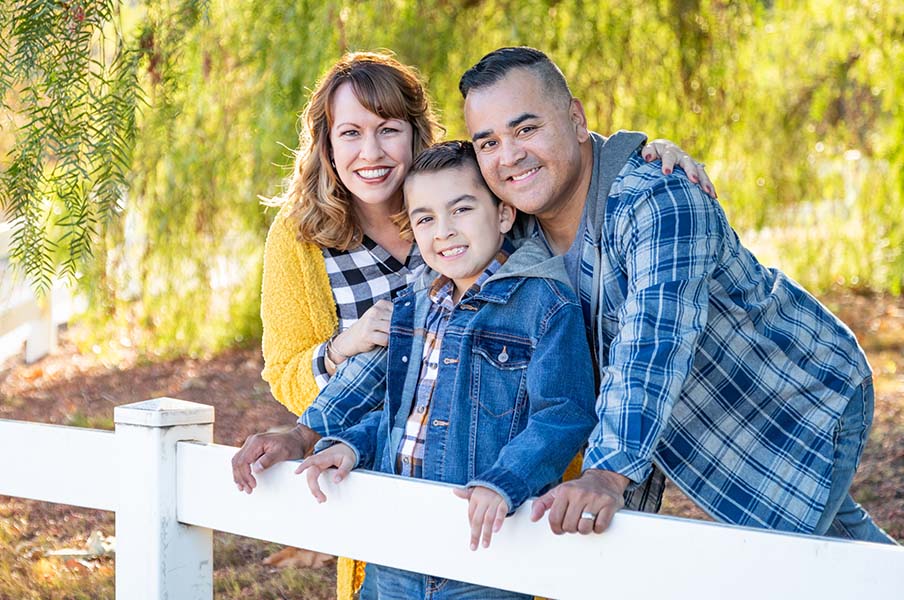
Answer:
[{"xmin": 296, "ymin": 141, "xmax": 597, "ymax": 598}]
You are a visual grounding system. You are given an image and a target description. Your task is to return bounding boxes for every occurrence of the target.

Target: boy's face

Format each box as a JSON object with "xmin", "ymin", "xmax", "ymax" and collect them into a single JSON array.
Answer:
[{"xmin": 405, "ymin": 165, "xmax": 515, "ymax": 298}]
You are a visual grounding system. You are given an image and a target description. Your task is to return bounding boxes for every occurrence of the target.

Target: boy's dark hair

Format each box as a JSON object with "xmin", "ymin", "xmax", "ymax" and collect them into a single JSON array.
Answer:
[
  {"xmin": 408, "ymin": 139, "xmax": 480, "ymax": 178},
  {"xmin": 459, "ymin": 46, "xmax": 572, "ymax": 106}
]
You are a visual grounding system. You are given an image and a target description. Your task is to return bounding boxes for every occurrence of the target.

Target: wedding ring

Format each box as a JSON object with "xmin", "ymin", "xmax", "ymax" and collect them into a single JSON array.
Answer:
[{"xmin": 580, "ymin": 511, "xmax": 597, "ymax": 520}]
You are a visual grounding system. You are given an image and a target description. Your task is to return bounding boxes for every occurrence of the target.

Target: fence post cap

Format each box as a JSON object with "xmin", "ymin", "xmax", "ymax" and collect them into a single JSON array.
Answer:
[{"xmin": 114, "ymin": 397, "xmax": 215, "ymax": 427}]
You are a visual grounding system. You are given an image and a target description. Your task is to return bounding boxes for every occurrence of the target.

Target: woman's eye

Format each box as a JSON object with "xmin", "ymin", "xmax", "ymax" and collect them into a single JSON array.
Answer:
[
  {"xmin": 339, "ymin": 130, "xmax": 358, "ymax": 138},
  {"xmin": 381, "ymin": 127, "xmax": 399, "ymax": 134}
]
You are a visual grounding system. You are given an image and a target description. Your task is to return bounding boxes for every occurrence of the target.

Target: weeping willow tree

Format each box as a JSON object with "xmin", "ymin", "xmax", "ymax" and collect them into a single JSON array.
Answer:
[{"xmin": 2, "ymin": 0, "xmax": 903, "ymax": 357}]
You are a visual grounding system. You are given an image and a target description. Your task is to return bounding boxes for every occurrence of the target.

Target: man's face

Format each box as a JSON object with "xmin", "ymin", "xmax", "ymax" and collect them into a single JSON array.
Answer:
[
  {"xmin": 463, "ymin": 68, "xmax": 589, "ymax": 220},
  {"xmin": 405, "ymin": 166, "xmax": 514, "ymax": 299}
]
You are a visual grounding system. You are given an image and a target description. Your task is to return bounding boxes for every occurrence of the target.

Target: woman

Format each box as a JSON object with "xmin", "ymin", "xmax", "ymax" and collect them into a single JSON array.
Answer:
[{"xmin": 234, "ymin": 51, "xmax": 714, "ymax": 599}]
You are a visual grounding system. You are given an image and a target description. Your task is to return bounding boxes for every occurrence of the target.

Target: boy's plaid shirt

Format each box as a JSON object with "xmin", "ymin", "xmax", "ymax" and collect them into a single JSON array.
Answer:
[{"xmin": 395, "ymin": 241, "xmax": 512, "ymax": 478}]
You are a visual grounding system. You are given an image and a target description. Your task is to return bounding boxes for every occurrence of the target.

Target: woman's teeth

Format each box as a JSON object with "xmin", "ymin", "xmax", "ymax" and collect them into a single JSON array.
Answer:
[{"xmin": 357, "ymin": 167, "xmax": 390, "ymax": 179}]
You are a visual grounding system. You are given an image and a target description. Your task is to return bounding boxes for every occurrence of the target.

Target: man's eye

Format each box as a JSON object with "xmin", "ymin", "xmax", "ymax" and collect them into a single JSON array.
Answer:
[
  {"xmin": 519, "ymin": 125, "xmax": 536, "ymax": 135},
  {"xmin": 479, "ymin": 140, "xmax": 497, "ymax": 151}
]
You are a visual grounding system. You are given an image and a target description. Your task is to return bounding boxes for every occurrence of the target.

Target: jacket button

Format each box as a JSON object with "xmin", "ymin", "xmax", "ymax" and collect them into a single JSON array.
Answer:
[
  {"xmin": 404, "ymin": 301, "xmax": 411, "ymax": 307},
  {"xmin": 497, "ymin": 346, "xmax": 509, "ymax": 363},
  {"xmin": 443, "ymin": 357, "xmax": 459, "ymax": 365},
  {"xmin": 401, "ymin": 355, "xmax": 408, "ymax": 363}
]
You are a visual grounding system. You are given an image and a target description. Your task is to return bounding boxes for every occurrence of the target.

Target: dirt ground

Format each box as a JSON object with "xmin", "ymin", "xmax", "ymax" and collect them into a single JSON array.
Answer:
[{"xmin": 1, "ymin": 290, "xmax": 902, "ymax": 598}]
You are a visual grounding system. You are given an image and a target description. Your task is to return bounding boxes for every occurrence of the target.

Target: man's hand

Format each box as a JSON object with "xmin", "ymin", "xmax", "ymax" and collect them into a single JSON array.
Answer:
[
  {"xmin": 231, "ymin": 424, "xmax": 320, "ymax": 494},
  {"xmin": 530, "ymin": 469, "xmax": 630, "ymax": 535},
  {"xmin": 294, "ymin": 443, "xmax": 357, "ymax": 503},
  {"xmin": 453, "ymin": 486, "xmax": 509, "ymax": 551}
]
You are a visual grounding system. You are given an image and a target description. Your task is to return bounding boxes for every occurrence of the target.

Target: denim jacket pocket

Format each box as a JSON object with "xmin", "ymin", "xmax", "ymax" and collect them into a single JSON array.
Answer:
[{"xmin": 470, "ymin": 334, "xmax": 532, "ymax": 419}]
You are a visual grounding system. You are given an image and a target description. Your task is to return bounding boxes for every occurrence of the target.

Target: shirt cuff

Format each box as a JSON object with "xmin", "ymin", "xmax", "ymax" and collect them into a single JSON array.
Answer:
[
  {"xmin": 311, "ymin": 341, "xmax": 330, "ymax": 391},
  {"xmin": 582, "ymin": 447, "xmax": 652, "ymax": 484}
]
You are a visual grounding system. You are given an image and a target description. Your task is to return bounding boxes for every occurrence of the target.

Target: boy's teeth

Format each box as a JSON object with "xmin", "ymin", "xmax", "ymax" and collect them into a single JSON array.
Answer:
[
  {"xmin": 358, "ymin": 168, "xmax": 390, "ymax": 179},
  {"xmin": 440, "ymin": 247, "xmax": 466, "ymax": 257},
  {"xmin": 511, "ymin": 167, "xmax": 539, "ymax": 181}
]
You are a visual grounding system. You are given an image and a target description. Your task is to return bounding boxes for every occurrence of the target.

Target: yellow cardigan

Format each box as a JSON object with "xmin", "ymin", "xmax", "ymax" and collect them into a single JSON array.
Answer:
[
  {"xmin": 260, "ymin": 205, "xmax": 362, "ymax": 599},
  {"xmin": 260, "ymin": 205, "xmax": 581, "ymax": 598}
]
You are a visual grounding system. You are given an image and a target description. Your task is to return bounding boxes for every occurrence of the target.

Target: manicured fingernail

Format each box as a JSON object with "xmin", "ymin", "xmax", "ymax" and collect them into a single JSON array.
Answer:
[
  {"xmin": 644, "ymin": 154, "xmax": 653, "ymax": 161},
  {"xmin": 690, "ymin": 175, "xmax": 698, "ymax": 183},
  {"xmin": 470, "ymin": 542, "xmax": 477, "ymax": 551},
  {"xmin": 664, "ymin": 168, "xmax": 672, "ymax": 175}
]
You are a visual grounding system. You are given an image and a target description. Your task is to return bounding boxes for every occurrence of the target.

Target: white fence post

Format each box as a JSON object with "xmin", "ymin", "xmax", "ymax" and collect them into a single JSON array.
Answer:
[
  {"xmin": 114, "ymin": 397, "xmax": 215, "ymax": 600},
  {"xmin": 25, "ymin": 294, "xmax": 56, "ymax": 363}
]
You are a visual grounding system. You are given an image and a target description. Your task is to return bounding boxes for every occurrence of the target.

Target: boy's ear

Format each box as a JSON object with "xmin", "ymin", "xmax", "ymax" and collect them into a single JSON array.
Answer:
[{"xmin": 498, "ymin": 202, "xmax": 516, "ymax": 234}]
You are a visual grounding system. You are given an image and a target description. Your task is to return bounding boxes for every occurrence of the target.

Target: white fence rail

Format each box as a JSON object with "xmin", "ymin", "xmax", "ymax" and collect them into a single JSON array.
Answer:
[{"xmin": 2, "ymin": 398, "xmax": 903, "ymax": 599}]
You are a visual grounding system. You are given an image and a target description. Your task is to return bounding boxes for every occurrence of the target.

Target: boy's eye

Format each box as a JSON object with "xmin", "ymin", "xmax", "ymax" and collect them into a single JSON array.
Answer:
[
  {"xmin": 415, "ymin": 216, "xmax": 433, "ymax": 226},
  {"xmin": 452, "ymin": 206, "xmax": 472, "ymax": 215}
]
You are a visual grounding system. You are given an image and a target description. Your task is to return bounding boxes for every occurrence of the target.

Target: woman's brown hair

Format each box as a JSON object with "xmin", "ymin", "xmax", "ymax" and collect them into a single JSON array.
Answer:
[{"xmin": 285, "ymin": 51, "xmax": 441, "ymax": 250}]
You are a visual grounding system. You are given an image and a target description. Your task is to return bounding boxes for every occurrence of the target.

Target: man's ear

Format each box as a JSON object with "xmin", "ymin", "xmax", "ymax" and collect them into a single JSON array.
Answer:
[
  {"xmin": 569, "ymin": 98, "xmax": 590, "ymax": 143},
  {"xmin": 498, "ymin": 202, "xmax": 516, "ymax": 234}
]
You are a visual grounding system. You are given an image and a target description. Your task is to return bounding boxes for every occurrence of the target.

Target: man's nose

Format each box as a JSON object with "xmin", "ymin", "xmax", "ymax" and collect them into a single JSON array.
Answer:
[{"xmin": 498, "ymin": 140, "xmax": 525, "ymax": 167}]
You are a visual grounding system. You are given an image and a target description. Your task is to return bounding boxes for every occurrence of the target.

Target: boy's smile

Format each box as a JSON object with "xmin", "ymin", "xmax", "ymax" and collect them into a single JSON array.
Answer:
[{"xmin": 405, "ymin": 165, "xmax": 515, "ymax": 301}]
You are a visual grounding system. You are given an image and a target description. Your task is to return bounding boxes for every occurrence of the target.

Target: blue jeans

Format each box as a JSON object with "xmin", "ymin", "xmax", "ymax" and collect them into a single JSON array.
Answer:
[
  {"xmin": 368, "ymin": 565, "xmax": 530, "ymax": 600},
  {"xmin": 813, "ymin": 377, "xmax": 897, "ymax": 544}
]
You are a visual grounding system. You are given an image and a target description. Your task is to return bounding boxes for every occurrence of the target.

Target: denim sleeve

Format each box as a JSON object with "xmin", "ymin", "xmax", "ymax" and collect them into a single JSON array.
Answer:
[
  {"xmin": 469, "ymin": 296, "xmax": 597, "ymax": 513},
  {"xmin": 299, "ymin": 347, "xmax": 388, "ymax": 437},
  {"xmin": 315, "ymin": 409, "xmax": 384, "ymax": 470},
  {"xmin": 582, "ymin": 178, "xmax": 719, "ymax": 482}
]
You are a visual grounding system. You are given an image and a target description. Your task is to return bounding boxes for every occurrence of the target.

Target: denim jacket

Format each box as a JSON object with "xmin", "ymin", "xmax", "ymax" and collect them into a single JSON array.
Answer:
[{"xmin": 302, "ymin": 239, "xmax": 597, "ymax": 512}]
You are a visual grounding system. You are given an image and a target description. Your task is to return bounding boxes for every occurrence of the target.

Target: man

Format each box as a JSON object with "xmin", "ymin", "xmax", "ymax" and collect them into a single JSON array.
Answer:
[{"xmin": 459, "ymin": 46, "xmax": 895, "ymax": 543}]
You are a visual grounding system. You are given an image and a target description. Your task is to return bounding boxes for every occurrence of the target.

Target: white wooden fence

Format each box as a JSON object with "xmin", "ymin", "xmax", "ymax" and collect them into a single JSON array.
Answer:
[{"xmin": 1, "ymin": 397, "xmax": 903, "ymax": 599}]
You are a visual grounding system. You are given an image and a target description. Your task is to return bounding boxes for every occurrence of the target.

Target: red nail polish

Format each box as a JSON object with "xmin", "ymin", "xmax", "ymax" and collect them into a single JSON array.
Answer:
[{"xmin": 664, "ymin": 168, "xmax": 672, "ymax": 175}]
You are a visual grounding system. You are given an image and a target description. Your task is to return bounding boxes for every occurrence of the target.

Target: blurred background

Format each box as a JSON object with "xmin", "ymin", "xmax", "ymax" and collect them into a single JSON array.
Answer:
[{"xmin": 3, "ymin": 0, "xmax": 903, "ymax": 357}]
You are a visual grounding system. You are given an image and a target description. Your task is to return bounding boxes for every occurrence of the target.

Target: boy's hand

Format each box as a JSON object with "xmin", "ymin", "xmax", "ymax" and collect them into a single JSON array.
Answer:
[
  {"xmin": 294, "ymin": 443, "xmax": 357, "ymax": 503},
  {"xmin": 453, "ymin": 486, "xmax": 509, "ymax": 551}
]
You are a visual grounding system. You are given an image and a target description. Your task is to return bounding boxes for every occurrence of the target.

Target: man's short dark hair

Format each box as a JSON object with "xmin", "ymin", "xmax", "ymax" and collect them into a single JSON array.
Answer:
[{"xmin": 459, "ymin": 46, "xmax": 572, "ymax": 105}]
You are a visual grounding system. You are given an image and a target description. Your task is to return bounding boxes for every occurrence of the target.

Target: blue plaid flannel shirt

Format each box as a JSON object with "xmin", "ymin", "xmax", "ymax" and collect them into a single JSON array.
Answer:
[{"xmin": 568, "ymin": 139, "xmax": 871, "ymax": 533}]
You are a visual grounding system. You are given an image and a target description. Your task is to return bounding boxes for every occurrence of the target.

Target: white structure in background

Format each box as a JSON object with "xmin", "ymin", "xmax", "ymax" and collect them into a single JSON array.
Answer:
[
  {"xmin": 1, "ymin": 398, "xmax": 903, "ymax": 600},
  {"xmin": 0, "ymin": 222, "xmax": 84, "ymax": 363}
]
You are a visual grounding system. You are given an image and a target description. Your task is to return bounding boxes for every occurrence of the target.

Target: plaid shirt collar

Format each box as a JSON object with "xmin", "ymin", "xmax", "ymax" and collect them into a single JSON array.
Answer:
[{"xmin": 427, "ymin": 238, "xmax": 515, "ymax": 308}]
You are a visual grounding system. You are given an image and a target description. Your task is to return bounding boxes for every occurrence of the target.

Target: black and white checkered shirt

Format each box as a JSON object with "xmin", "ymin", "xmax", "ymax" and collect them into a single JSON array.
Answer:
[{"xmin": 312, "ymin": 236, "xmax": 425, "ymax": 390}]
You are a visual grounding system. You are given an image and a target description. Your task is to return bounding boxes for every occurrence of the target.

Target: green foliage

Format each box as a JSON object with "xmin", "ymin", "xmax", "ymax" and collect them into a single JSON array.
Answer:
[{"xmin": 2, "ymin": 0, "xmax": 903, "ymax": 355}]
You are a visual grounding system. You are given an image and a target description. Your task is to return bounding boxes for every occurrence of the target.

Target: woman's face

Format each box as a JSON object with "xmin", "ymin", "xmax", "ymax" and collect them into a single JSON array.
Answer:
[{"xmin": 329, "ymin": 82, "xmax": 414, "ymax": 211}]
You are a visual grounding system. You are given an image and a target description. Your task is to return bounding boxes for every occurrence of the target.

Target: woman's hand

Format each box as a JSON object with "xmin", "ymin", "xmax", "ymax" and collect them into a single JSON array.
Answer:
[
  {"xmin": 642, "ymin": 139, "xmax": 717, "ymax": 198},
  {"xmin": 295, "ymin": 443, "xmax": 357, "ymax": 503},
  {"xmin": 232, "ymin": 424, "xmax": 320, "ymax": 494},
  {"xmin": 453, "ymin": 485, "xmax": 510, "ymax": 550},
  {"xmin": 328, "ymin": 299, "xmax": 393, "ymax": 367}
]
